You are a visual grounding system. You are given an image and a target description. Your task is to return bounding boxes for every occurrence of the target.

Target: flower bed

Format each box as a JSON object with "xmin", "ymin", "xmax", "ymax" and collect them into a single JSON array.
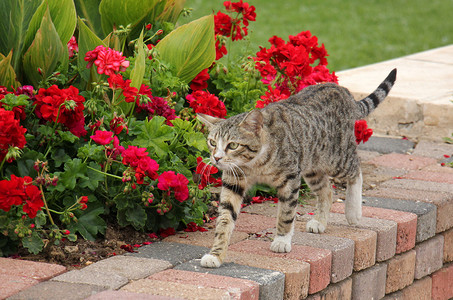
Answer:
[{"xmin": 0, "ymin": 0, "xmax": 339, "ymax": 256}]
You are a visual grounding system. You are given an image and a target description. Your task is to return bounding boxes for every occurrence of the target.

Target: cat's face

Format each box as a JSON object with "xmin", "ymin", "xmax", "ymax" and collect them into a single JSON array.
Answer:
[{"xmin": 197, "ymin": 111, "xmax": 264, "ymax": 171}]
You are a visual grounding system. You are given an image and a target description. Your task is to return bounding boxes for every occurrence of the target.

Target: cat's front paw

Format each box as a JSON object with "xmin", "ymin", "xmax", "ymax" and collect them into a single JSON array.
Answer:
[
  {"xmin": 200, "ymin": 254, "xmax": 221, "ymax": 268},
  {"xmin": 306, "ymin": 219, "xmax": 326, "ymax": 233},
  {"xmin": 270, "ymin": 237, "xmax": 292, "ymax": 253}
]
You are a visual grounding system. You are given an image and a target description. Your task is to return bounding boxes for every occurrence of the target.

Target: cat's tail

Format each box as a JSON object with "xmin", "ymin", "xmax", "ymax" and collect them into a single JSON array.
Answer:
[{"xmin": 356, "ymin": 68, "xmax": 397, "ymax": 119}]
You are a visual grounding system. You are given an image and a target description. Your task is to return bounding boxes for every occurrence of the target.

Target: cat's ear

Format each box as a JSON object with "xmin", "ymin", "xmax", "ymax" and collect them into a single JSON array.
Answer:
[
  {"xmin": 239, "ymin": 109, "xmax": 263, "ymax": 135},
  {"xmin": 197, "ymin": 113, "xmax": 222, "ymax": 130}
]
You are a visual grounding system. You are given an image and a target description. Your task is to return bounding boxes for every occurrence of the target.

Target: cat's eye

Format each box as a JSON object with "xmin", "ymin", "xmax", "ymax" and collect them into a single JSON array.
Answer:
[
  {"xmin": 227, "ymin": 142, "xmax": 239, "ymax": 150},
  {"xmin": 209, "ymin": 139, "xmax": 217, "ymax": 147}
]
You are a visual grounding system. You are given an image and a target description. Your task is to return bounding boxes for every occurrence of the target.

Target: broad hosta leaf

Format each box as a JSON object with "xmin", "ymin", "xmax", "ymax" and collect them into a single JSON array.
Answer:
[
  {"xmin": 23, "ymin": 0, "xmax": 76, "ymax": 52},
  {"xmin": 99, "ymin": 0, "xmax": 165, "ymax": 37},
  {"xmin": 74, "ymin": 0, "xmax": 104, "ymax": 38},
  {"xmin": 22, "ymin": 7, "xmax": 64, "ymax": 86},
  {"xmin": 158, "ymin": 0, "xmax": 186, "ymax": 24},
  {"xmin": 155, "ymin": 15, "xmax": 215, "ymax": 83},
  {"xmin": 0, "ymin": 51, "xmax": 20, "ymax": 88},
  {"xmin": 0, "ymin": 0, "xmax": 42, "ymax": 73},
  {"xmin": 77, "ymin": 17, "xmax": 106, "ymax": 82}
]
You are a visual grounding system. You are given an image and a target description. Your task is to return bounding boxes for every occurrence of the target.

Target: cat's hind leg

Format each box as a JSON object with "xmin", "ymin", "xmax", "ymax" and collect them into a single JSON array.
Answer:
[
  {"xmin": 270, "ymin": 174, "xmax": 301, "ymax": 253},
  {"xmin": 345, "ymin": 168, "xmax": 362, "ymax": 225},
  {"xmin": 304, "ymin": 172, "xmax": 332, "ymax": 233}
]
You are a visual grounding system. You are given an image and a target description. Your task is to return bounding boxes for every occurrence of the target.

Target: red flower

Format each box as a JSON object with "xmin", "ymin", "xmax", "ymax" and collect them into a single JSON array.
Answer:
[
  {"xmin": 79, "ymin": 196, "xmax": 89, "ymax": 210},
  {"xmin": 255, "ymin": 86, "xmax": 291, "ymax": 108},
  {"xmin": 195, "ymin": 157, "xmax": 222, "ymax": 190},
  {"xmin": 184, "ymin": 222, "xmax": 208, "ymax": 232},
  {"xmin": 158, "ymin": 227, "xmax": 176, "ymax": 238},
  {"xmin": 355, "ymin": 120, "xmax": 373, "ymax": 144},
  {"xmin": 84, "ymin": 45, "xmax": 129, "ymax": 76},
  {"xmin": 215, "ymin": 37, "xmax": 228, "ymax": 60},
  {"xmin": 186, "ymin": 90, "xmax": 227, "ymax": 118},
  {"xmin": 108, "ymin": 74, "xmax": 138, "ymax": 103},
  {"xmin": 90, "ymin": 130, "xmax": 114, "ymax": 145},
  {"xmin": 34, "ymin": 85, "xmax": 87, "ymax": 137},
  {"xmin": 67, "ymin": 36, "xmax": 78, "ymax": 58},
  {"xmin": 135, "ymin": 84, "xmax": 177, "ymax": 126},
  {"xmin": 0, "ymin": 108, "xmax": 27, "ymax": 163},
  {"xmin": 22, "ymin": 184, "xmax": 44, "ymax": 219},
  {"xmin": 0, "ymin": 175, "xmax": 26, "ymax": 212},
  {"xmin": 110, "ymin": 115, "xmax": 128, "ymax": 135},
  {"xmin": 157, "ymin": 171, "xmax": 189, "ymax": 202},
  {"xmin": 122, "ymin": 146, "xmax": 159, "ymax": 182},
  {"xmin": 190, "ymin": 69, "xmax": 210, "ymax": 91},
  {"xmin": 214, "ymin": 11, "xmax": 232, "ymax": 37}
]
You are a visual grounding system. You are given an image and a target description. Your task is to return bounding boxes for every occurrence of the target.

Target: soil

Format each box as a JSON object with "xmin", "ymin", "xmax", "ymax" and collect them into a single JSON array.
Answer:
[{"xmin": 15, "ymin": 163, "xmax": 386, "ymax": 269}]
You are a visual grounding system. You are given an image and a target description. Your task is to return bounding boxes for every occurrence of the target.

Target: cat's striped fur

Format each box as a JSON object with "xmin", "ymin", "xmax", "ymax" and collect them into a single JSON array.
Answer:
[{"xmin": 198, "ymin": 69, "xmax": 397, "ymax": 268}]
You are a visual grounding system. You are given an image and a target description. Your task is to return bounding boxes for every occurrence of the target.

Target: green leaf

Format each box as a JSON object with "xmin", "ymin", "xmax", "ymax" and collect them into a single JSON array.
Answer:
[
  {"xmin": 157, "ymin": 0, "xmax": 186, "ymax": 24},
  {"xmin": 0, "ymin": 51, "xmax": 20, "ymax": 88},
  {"xmin": 0, "ymin": 93, "xmax": 29, "ymax": 109},
  {"xmin": 184, "ymin": 131, "xmax": 208, "ymax": 151},
  {"xmin": 122, "ymin": 204, "xmax": 147, "ymax": 230},
  {"xmin": 22, "ymin": 232, "xmax": 44, "ymax": 254},
  {"xmin": 51, "ymin": 148, "xmax": 70, "ymax": 168},
  {"xmin": 132, "ymin": 116, "xmax": 175, "ymax": 158},
  {"xmin": 80, "ymin": 162, "xmax": 105, "ymax": 191},
  {"xmin": 23, "ymin": 0, "xmax": 76, "ymax": 52},
  {"xmin": 56, "ymin": 158, "xmax": 89, "ymax": 191},
  {"xmin": 77, "ymin": 17, "xmax": 107, "ymax": 82},
  {"xmin": 0, "ymin": 0, "xmax": 43, "ymax": 74},
  {"xmin": 74, "ymin": 0, "xmax": 104, "ymax": 38},
  {"xmin": 57, "ymin": 130, "xmax": 79, "ymax": 143},
  {"xmin": 69, "ymin": 206, "xmax": 106, "ymax": 241},
  {"xmin": 99, "ymin": 0, "xmax": 165, "ymax": 37},
  {"xmin": 22, "ymin": 7, "xmax": 65, "ymax": 86},
  {"xmin": 155, "ymin": 15, "xmax": 215, "ymax": 83}
]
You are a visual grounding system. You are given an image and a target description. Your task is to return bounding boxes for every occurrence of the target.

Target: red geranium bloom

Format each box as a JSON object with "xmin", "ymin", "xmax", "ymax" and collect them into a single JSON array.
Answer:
[
  {"xmin": 190, "ymin": 69, "xmax": 210, "ymax": 91},
  {"xmin": 186, "ymin": 90, "xmax": 227, "ymax": 118},
  {"xmin": 214, "ymin": 11, "xmax": 232, "ymax": 37},
  {"xmin": 355, "ymin": 120, "xmax": 373, "ymax": 144},
  {"xmin": 85, "ymin": 45, "xmax": 129, "ymax": 76},
  {"xmin": 184, "ymin": 222, "xmax": 208, "ymax": 232},
  {"xmin": 90, "ymin": 130, "xmax": 114, "ymax": 145},
  {"xmin": 158, "ymin": 227, "xmax": 176, "ymax": 238},
  {"xmin": 157, "ymin": 171, "xmax": 189, "ymax": 202},
  {"xmin": 196, "ymin": 157, "xmax": 222, "ymax": 190},
  {"xmin": 0, "ymin": 174, "xmax": 26, "ymax": 212},
  {"xmin": 0, "ymin": 108, "xmax": 27, "ymax": 163},
  {"xmin": 110, "ymin": 115, "xmax": 128, "ymax": 135},
  {"xmin": 67, "ymin": 36, "xmax": 78, "ymax": 58},
  {"xmin": 79, "ymin": 196, "xmax": 88, "ymax": 210},
  {"xmin": 135, "ymin": 84, "xmax": 177, "ymax": 126},
  {"xmin": 122, "ymin": 146, "xmax": 159, "ymax": 182},
  {"xmin": 255, "ymin": 86, "xmax": 291, "ymax": 109},
  {"xmin": 108, "ymin": 74, "xmax": 138, "ymax": 103},
  {"xmin": 215, "ymin": 37, "xmax": 228, "ymax": 60},
  {"xmin": 22, "ymin": 184, "xmax": 44, "ymax": 219},
  {"xmin": 34, "ymin": 85, "xmax": 87, "ymax": 137}
]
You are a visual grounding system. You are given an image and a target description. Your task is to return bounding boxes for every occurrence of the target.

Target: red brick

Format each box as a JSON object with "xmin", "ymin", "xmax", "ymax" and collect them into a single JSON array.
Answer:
[
  {"xmin": 414, "ymin": 235, "xmax": 444, "ymax": 279},
  {"xmin": 235, "ymin": 213, "xmax": 276, "ymax": 233},
  {"xmin": 442, "ymin": 228, "xmax": 453, "ymax": 263},
  {"xmin": 226, "ymin": 251, "xmax": 310, "ymax": 300},
  {"xmin": 385, "ymin": 250, "xmax": 416, "ymax": 294},
  {"xmin": 431, "ymin": 263, "xmax": 453, "ymax": 300},
  {"xmin": 229, "ymin": 239, "xmax": 332, "ymax": 294},
  {"xmin": 365, "ymin": 185, "xmax": 453, "ymax": 233},
  {"xmin": 351, "ymin": 263, "xmax": 387, "ymax": 300},
  {"xmin": 0, "ymin": 257, "xmax": 67, "ymax": 280},
  {"xmin": 401, "ymin": 276, "xmax": 432, "ymax": 300},
  {"xmin": 331, "ymin": 203, "xmax": 417, "ymax": 253},
  {"xmin": 0, "ymin": 273, "xmax": 39, "ymax": 299},
  {"xmin": 367, "ymin": 153, "xmax": 437, "ymax": 170},
  {"xmin": 147, "ymin": 269, "xmax": 259, "ymax": 299},
  {"xmin": 403, "ymin": 170, "xmax": 453, "ymax": 184},
  {"xmin": 122, "ymin": 279, "xmax": 231, "ymax": 299},
  {"xmin": 316, "ymin": 278, "xmax": 352, "ymax": 300},
  {"xmin": 163, "ymin": 228, "xmax": 249, "ymax": 248}
]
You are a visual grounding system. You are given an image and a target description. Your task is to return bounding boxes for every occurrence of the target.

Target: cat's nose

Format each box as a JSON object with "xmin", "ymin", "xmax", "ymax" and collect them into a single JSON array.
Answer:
[{"xmin": 214, "ymin": 156, "xmax": 221, "ymax": 162}]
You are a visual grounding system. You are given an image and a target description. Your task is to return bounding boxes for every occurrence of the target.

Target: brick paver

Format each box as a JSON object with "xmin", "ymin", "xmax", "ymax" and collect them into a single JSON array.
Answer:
[
  {"xmin": 414, "ymin": 235, "xmax": 444, "ymax": 279},
  {"xmin": 229, "ymin": 239, "xmax": 331, "ymax": 295},
  {"xmin": 351, "ymin": 263, "xmax": 387, "ymax": 300},
  {"xmin": 385, "ymin": 250, "xmax": 416, "ymax": 294},
  {"xmin": 367, "ymin": 153, "xmax": 437, "ymax": 170},
  {"xmin": 331, "ymin": 203, "xmax": 417, "ymax": 254},
  {"xmin": 431, "ymin": 263, "xmax": 453, "ymax": 300},
  {"xmin": 442, "ymin": 228, "xmax": 453, "ymax": 263}
]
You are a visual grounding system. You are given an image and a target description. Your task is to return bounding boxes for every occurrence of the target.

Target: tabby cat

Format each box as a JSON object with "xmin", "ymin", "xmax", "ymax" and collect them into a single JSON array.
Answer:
[{"xmin": 197, "ymin": 69, "xmax": 397, "ymax": 268}]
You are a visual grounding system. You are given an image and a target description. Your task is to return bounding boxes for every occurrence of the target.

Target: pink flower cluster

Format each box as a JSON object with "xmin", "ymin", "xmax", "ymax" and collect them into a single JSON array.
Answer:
[{"xmin": 85, "ymin": 45, "xmax": 130, "ymax": 76}]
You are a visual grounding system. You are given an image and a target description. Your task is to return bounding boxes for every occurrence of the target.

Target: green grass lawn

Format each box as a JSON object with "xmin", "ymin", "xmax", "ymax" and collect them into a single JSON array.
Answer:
[{"xmin": 182, "ymin": 0, "xmax": 453, "ymax": 71}]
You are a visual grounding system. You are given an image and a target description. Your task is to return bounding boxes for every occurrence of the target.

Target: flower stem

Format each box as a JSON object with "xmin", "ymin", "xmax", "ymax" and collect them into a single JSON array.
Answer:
[
  {"xmin": 39, "ymin": 185, "xmax": 55, "ymax": 226},
  {"xmin": 87, "ymin": 165, "xmax": 123, "ymax": 180}
]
